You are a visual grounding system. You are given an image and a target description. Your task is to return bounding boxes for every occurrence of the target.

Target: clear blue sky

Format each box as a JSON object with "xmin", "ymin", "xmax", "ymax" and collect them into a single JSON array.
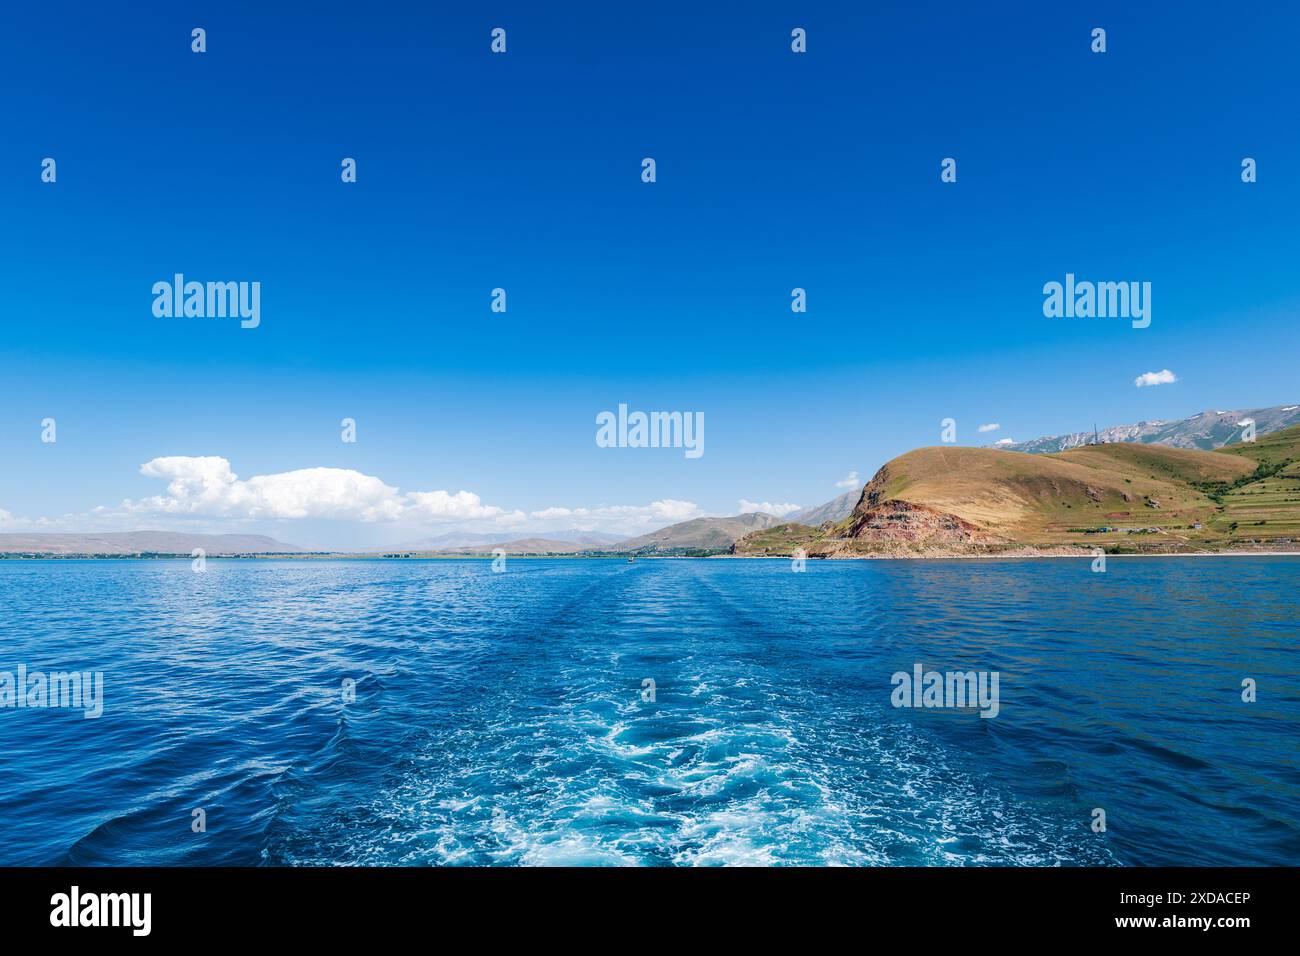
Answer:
[{"xmin": 1, "ymin": 1, "xmax": 1297, "ymax": 547}]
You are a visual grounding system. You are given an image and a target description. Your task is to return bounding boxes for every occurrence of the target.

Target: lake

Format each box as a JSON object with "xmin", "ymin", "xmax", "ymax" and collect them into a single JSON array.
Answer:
[{"xmin": 0, "ymin": 557, "xmax": 1296, "ymax": 866}]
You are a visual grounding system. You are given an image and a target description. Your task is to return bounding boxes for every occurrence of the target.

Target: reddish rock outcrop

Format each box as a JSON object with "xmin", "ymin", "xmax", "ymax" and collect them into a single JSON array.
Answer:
[{"xmin": 846, "ymin": 500, "xmax": 1006, "ymax": 545}]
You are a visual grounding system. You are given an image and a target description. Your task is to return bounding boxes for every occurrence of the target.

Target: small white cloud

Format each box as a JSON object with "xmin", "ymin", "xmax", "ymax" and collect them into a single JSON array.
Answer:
[
  {"xmin": 1135, "ymin": 369, "xmax": 1177, "ymax": 388},
  {"xmin": 529, "ymin": 506, "xmax": 573, "ymax": 520},
  {"xmin": 738, "ymin": 499, "xmax": 801, "ymax": 517},
  {"xmin": 406, "ymin": 489, "xmax": 506, "ymax": 522},
  {"xmin": 977, "ymin": 423, "xmax": 1000, "ymax": 433},
  {"xmin": 993, "ymin": 438, "xmax": 1016, "ymax": 446},
  {"xmin": 834, "ymin": 470, "xmax": 859, "ymax": 489},
  {"xmin": 649, "ymin": 499, "xmax": 701, "ymax": 521}
]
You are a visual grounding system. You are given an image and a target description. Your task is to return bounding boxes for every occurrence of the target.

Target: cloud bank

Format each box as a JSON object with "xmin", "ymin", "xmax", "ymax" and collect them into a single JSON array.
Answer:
[{"xmin": 56, "ymin": 456, "xmax": 705, "ymax": 539}]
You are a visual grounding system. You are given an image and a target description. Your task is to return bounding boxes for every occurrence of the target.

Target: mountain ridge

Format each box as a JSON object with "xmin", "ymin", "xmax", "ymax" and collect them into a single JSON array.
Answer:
[
  {"xmin": 614, "ymin": 512, "xmax": 783, "ymax": 553},
  {"xmin": 788, "ymin": 488, "xmax": 861, "ymax": 525},
  {"xmin": 0, "ymin": 531, "xmax": 304, "ymax": 556},
  {"xmin": 384, "ymin": 530, "xmax": 626, "ymax": 552},
  {"xmin": 991, "ymin": 404, "xmax": 1300, "ymax": 454}
]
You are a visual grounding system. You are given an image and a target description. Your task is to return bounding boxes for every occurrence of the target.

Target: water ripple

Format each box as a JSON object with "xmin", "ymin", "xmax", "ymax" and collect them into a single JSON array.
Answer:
[{"xmin": 0, "ymin": 557, "xmax": 1296, "ymax": 866}]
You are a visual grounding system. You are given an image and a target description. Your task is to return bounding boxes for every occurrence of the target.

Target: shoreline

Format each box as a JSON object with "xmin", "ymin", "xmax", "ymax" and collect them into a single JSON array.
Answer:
[
  {"xmin": 722, "ymin": 550, "xmax": 1300, "ymax": 560},
  {"xmin": 2, "ymin": 550, "xmax": 1298, "ymax": 562}
]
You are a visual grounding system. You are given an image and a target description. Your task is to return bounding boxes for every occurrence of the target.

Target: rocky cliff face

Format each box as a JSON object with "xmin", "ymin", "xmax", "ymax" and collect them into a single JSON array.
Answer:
[
  {"xmin": 852, "ymin": 462, "xmax": 892, "ymax": 512},
  {"xmin": 846, "ymin": 499, "xmax": 1006, "ymax": 545},
  {"xmin": 841, "ymin": 464, "xmax": 1005, "ymax": 545}
]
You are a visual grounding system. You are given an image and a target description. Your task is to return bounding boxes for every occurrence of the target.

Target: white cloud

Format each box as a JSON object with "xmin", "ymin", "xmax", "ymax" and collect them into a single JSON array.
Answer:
[
  {"xmin": 122, "ymin": 457, "xmax": 547, "ymax": 529},
  {"xmin": 645, "ymin": 499, "xmax": 700, "ymax": 522},
  {"xmin": 978, "ymin": 423, "xmax": 1000, "ymax": 433},
  {"xmin": 406, "ymin": 489, "xmax": 508, "ymax": 522},
  {"xmin": 993, "ymin": 438, "xmax": 1016, "ymax": 446},
  {"xmin": 834, "ymin": 470, "xmax": 860, "ymax": 489},
  {"xmin": 529, "ymin": 506, "xmax": 573, "ymax": 520},
  {"xmin": 1135, "ymin": 369, "xmax": 1177, "ymax": 388},
  {"xmin": 126, "ymin": 457, "xmax": 407, "ymax": 521},
  {"xmin": 0, "ymin": 508, "xmax": 10, "ymax": 526},
  {"xmin": 25, "ymin": 456, "xmax": 710, "ymax": 542},
  {"xmin": 738, "ymin": 499, "xmax": 801, "ymax": 517}
]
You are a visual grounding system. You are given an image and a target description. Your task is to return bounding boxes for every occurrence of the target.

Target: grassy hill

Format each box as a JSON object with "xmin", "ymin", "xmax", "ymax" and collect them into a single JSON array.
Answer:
[
  {"xmin": 1217, "ymin": 422, "xmax": 1300, "ymax": 466},
  {"xmin": 733, "ymin": 439, "xmax": 1300, "ymax": 557},
  {"xmin": 1202, "ymin": 424, "xmax": 1300, "ymax": 541}
]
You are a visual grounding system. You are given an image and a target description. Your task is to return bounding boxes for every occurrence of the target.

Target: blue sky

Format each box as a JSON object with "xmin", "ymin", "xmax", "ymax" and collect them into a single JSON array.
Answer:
[{"xmin": 1, "ymin": 1, "xmax": 1298, "ymax": 548}]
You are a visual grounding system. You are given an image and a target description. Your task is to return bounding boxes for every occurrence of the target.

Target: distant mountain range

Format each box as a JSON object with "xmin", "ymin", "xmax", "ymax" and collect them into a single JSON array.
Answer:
[
  {"xmin": 392, "ymin": 515, "xmax": 785, "ymax": 556},
  {"xmin": 387, "ymin": 530, "xmax": 521, "ymax": 550},
  {"xmin": 0, "ymin": 531, "xmax": 303, "ymax": 556},
  {"xmin": 788, "ymin": 488, "xmax": 861, "ymax": 526},
  {"xmin": 386, "ymin": 529, "xmax": 626, "ymax": 552},
  {"xmin": 402, "ymin": 533, "xmax": 629, "ymax": 555},
  {"xmin": 614, "ymin": 513, "xmax": 784, "ymax": 553},
  {"xmin": 991, "ymin": 404, "xmax": 1300, "ymax": 454}
]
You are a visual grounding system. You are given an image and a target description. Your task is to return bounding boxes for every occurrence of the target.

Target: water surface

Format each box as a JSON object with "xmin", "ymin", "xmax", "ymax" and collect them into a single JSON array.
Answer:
[{"xmin": 0, "ymin": 557, "xmax": 1296, "ymax": 866}]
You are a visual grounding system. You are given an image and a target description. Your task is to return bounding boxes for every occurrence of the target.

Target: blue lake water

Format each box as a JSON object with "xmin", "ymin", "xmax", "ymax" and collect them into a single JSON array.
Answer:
[{"xmin": 0, "ymin": 557, "xmax": 1296, "ymax": 866}]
